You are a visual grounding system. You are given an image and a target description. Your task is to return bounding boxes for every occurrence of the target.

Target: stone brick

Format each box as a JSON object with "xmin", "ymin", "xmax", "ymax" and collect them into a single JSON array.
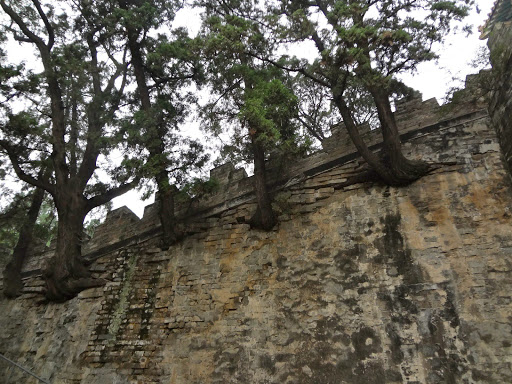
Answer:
[{"xmin": 1, "ymin": 81, "xmax": 512, "ymax": 384}]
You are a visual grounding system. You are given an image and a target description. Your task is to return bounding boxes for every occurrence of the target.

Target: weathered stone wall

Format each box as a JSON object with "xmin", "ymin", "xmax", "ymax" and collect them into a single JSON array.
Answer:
[
  {"xmin": 488, "ymin": 21, "xmax": 512, "ymax": 174},
  {"xmin": 0, "ymin": 96, "xmax": 511, "ymax": 384}
]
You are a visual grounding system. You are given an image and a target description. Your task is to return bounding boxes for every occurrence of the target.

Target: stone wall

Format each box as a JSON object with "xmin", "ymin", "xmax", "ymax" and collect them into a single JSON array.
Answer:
[
  {"xmin": 0, "ymin": 94, "xmax": 511, "ymax": 383},
  {"xmin": 488, "ymin": 21, "xmax": 512, "ymax": 174}
]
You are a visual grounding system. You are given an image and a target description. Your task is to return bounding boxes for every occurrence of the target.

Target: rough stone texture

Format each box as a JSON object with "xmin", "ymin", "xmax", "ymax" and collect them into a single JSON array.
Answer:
[
  {"xmin": 1, "ymin": 93, "xmax": 512, "ymax": 383},
  {"xmin": 488, "ymin": 21, "xmax": 512, "ymax": 174}
]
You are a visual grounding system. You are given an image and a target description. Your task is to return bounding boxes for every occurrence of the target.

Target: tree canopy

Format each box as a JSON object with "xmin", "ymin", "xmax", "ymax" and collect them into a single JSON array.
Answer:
[
  {"xmin": 198, "ymin": 0, "xmax": 308, "ymax": 229},
  {"xmin": 260, "ymin": 0, "xmax": 473, "ymax": 185},
  {"xmin": 0, "ymin": 0, "xmax": 475, "ymax": 300}
]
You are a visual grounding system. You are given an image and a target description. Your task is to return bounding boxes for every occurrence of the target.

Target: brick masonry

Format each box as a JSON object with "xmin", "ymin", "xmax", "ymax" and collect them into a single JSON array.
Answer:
[{"xmin": 0, "ymin": 87, "xmax": 511, "ymax": 382}]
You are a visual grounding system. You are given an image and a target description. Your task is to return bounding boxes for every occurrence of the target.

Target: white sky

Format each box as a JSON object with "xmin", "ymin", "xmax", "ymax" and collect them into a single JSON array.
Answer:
[
  {"xmin": 0, "ymin": 1, "xmax": 497, "ymax": 218},
  {"xmin": 398, "ymin": 1, "xmax": 494, "ymax": 100}
]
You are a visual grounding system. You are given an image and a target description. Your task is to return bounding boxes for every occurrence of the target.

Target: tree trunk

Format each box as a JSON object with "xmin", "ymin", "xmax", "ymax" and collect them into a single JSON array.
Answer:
[
  {"xmin": 3, "ymin": 187, "xmax": 45, "ymax": 298},
  {"xmin": 44, "ymin": 196, "xmax": 105, "ymax": 301},
  {"xmin": 370, "ymin": 87, "xmax": 430, "ymax": 185},
  {"xmin": 334, "ymin": 92, "xmax": 430, "ymax": 186},
  {"xmin": 123, "ymin": 19, "xmax": 179, "ymax": 247},
  {"xmin": 250, "ymin": 137, "xmax": 277, "ymax": 231},
  {"xmin": 156, "ymin": 171, "xmax": 181, "ymax": 248}
]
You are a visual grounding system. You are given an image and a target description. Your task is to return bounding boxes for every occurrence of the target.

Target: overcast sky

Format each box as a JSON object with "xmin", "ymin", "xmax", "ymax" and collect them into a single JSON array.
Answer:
[{"xmin": 399, "ymin": 1, "xmax": 494, "ymax": 101}]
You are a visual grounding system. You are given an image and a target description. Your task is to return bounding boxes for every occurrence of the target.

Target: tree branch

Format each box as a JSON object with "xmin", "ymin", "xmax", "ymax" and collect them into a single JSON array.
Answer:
[
  {"xmin": 209, "ymin": 78, "xmax": 243, "ymax": 108},
  {"xmin": 0, "ymin": 140, "xmax": 55, "ymax": 195},
  {"xmin": 77, "ymin": 34, "xmax": 103, "ymax": 191},
  {"xmin": 247, "ymin": 52, "xmax": 332, "ymax": 88},
  {"xmin": 30, "ymin": 0, "xmax": 55, "ymax": 49},
  {"xmin": 86, "ymin": 178, "xmax": 140, "ymax": 210},
  {"xmin": 297, "ymin": 115, "xmax": 326, "ymax": 141},
  {"xmin": 148, "ymin": 72, "xmax": 196, "ymax": 89},
  {"xmin": 0, "ymin": 1, "xmax": 46, "ymax": 48},
  {"xmin": 311, "ymin": 31, "xmax": 326, "ymax": 54},
  {"xmin": 12, "ymin": 34, "xmax": 33, "ymax": 44}
]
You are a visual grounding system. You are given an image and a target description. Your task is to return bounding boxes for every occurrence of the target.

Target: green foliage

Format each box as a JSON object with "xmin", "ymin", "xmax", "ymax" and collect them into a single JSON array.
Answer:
[
  {"xmin": 33, "ymin": 197, "xmax": 57, "ymax": 246},
  {"xmin": 0, "ymin": 191, "xmax": 56, "ymax": 258},
  {"xmin": 273, "ymin": 0, "xmax": 473, "ymax": 90},
  {"xmin": 0, "ymin": 0, "xmax": 143, "ymax": 203},
  {"xmin": 84, "ymin": 218, "xmax": 101, "ymax": 238},
  {"xmin": 178, "ymin": 177, "xmax": 220, "ymax": 200},
  {"xmin": 111, "ymin": 0, "xmax": 208, "ymax": 199},
  {"xmin": 197, "ymin": 0, "xmax": 312, "ymax": 168},
  {"xmin": 240, "ymin": 79, "xmax": 299, "ymax": 148},
  {"xmin": 0, "ymin": 200, "xmax": 25, "ymax": 260}
]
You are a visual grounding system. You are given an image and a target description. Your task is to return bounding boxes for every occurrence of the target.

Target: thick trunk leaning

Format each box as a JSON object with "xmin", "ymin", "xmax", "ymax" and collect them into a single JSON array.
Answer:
[
  {"xmin": 44, "ymin": 200, "xmax": 105, "ymax": 302},
  {"xmin": 334, "ymin": 94, "xmax": 430, "ymax": 186},
  {"xmin": 250, "ymin": 137, "xmax": 277, "ymax": 231},
  {"xmin": 3, "ymin": 187, "xmax": 45, "ymax": 298},
  {"xmin": 370, "ymin": 86, "xmax": 430, "ymax": 184}
]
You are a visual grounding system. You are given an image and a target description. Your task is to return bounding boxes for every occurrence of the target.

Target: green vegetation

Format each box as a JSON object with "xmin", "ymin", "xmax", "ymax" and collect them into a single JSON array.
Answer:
[{"xmin": 0, "ymin": 0, "xmax": 474, "ymax": 300}]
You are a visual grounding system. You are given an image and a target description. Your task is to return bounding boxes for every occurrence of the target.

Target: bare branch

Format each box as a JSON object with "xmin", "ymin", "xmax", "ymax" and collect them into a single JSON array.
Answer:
[
  {"xmin": 148, "ymin": 72, "xmax": 196, "ymax": 89},
  {"xmin": 209, "ymin": 78, "xmax": 243, "ymax": 108},
  {"xmin": 0, "ymin": 140, "xmax": 55, "ymax": 195},
  {"xmin": 87, "ymin": 178, "xmax": 140, "ymax": 210},
  {"xmin": 0, "ymin": 0, "xmax": 46, "ymax": 48},
  {"xmin": 247, "ymin": 52, "xmax": 332, "ymax": 88},
  {"xmin": 30, "ymin": 0, "xmax": 55, "ymax": 49}
]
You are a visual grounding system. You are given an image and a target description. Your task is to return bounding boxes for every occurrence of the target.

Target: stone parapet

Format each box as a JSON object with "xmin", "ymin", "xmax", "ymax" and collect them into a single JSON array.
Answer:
[
  {"xmin": 488, "ymin": 21, "xmax": 512, "ymax": 174},
  {"xmin": 14, "ymin": 90, "xmax": 490, "ymax": 282}
]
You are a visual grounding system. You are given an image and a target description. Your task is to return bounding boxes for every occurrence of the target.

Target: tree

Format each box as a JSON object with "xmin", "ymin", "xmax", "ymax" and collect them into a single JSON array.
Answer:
[
  {"xmin": 0, "ymin": 155, "xmax": 57, "ymax": 298},
  {"xmin": 0, "ymin": 0, "xmax": 141, "ymax": 301},
  {"xmin": 113, "ymin": 0, "xmax": 208, "ymax": 248},
  {"xmin": 198, "ymin": 0, "xmax": 305, "ymax": 230},
  {"xmin": 3, "ymin": 182, "xmax": 47, "ymax": 298},
  {"xmin": 260, "ymin": 0, "xmax": 472, "ymax": 185}
]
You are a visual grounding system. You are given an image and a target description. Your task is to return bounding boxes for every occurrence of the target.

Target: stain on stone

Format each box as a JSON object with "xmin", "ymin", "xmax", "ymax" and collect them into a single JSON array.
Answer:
[
  {"xmin": 315, "ymin": 316, "xmax": 346, "ymax": 342},
  {"xmin": 334, "ymin": 249, "xmax": 359, "ymax": 273},
  {"xmin": 139, "ymin": 270, "xmax": 160, "ymax": 339},
  {"xmin": 276, "ymin": 255, "xmax": 287, "ymax": 269},
  {"xmin": 386, "ymin": 324, "xmax": 404, "ymax": 363},
  {"xmin": 344, "ymin": 297, "xmax": 363, "ymax": 314},
  {"xmin": 385, "ymin": 369, "xmax": 403, "ymax": 382},
  {"xmin": 336, "ymin": 359, "xmax": 387, "ymax": 384},
  {"xmin": 316, "ymin": 249, "xmax": 331, "ymax": 259},
  {"xmin": 378, "ymin": 288, "xmax": 417, "ymax": 326},
  {"xmin": 419, "ymin": 312, "xmax": 466, "ymax": 384},
  {"xmin": 374, "ymin": 214, "xmax": 423, "ymax": 285},
  {"xmin": 351, "ymin": 327, "xmax": 382, "ymax": 360},
  {"xmin": 481, "ymin": 333, "xmax": 493, "ymax": 343},
  {"xmin": 311, "ymin": 239, "xmax": 321, "ymax": 249},
  {"xmin": 472, "ymin": 369, "xmax": 492, "ymax": 381},
  {"xmin": 333, "ymin": 246, "xmax": 369, "ymax": 291},
  {"xmin": 441, "ymin": 288, "xmax": 461, "ymax": 328},
  {"xmin": 214, "ymin": 347, "xmax": 244, "ymax": 377},
  {"xmin": 255, "ymin": 354, "xmax": 275, "ymax": 375}
]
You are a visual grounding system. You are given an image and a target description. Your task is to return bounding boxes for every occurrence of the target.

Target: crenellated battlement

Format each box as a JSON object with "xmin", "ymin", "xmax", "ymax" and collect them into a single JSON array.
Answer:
[
  {"xmin": 2, "ymin": 70, "xmax": 512, "ymax": 383},
  {"xmin": 8, "ymin": 76, "xmax": 490, "ymax": 291},
  {"xmin": 3, "ymin": 9, "xmax": 512, "ymax": 382},
  {"xmin": 0, "ymin": 76, "xmax": 492, "ymax": 292}
]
